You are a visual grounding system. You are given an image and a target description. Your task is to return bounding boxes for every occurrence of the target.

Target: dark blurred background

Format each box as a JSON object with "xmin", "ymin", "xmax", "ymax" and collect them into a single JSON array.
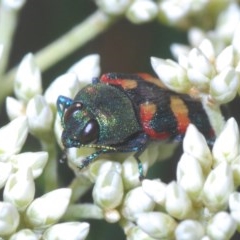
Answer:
[{"xmin": 2, "ymin": 0, "xmax": 239, "ymax": 239}]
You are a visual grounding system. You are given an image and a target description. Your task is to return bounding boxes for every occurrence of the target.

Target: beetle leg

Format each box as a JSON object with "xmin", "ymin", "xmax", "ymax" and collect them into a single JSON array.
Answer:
[{"xmin": 78, "ymin": 149, "xmax": 110, "ymax": 170}]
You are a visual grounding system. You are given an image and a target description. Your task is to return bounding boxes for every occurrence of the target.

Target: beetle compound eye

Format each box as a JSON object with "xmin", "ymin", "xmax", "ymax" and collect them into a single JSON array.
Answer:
[
  {"xmin": 64, "ymin": 102, "xmax": 83, "ymax": 124},
  {"xmin": 80, "ymin": 119, "xmax": 99, "ymax": 144}
]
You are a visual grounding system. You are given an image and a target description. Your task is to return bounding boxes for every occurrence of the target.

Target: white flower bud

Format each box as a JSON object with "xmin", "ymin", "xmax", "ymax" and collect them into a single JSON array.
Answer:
[
  {"xmin": 151, "ymin": 57, "xmax": 190, "ymax": 93},
  {"xmin": 26, "ymin": 95, "xmax": 54, "ymax": 140},
  {"xmin": 122, "ymin": 156, "xmax": 141, "ymax": 190},
  {"xmin": 0, "ymin": 117, "xmax": 28, "ymax": 160},
  {"xmin": 14, "ymin": 53, "xmax": 42, "ymax": 103},
  {"xmin": 93, "ymin": 170, "xmax": 123, "ymax": 210},
  {"xmin": 206, "ymin": 212, "xmax": 236, "ymax": 240},
  {"xmin": 127, "ymin": 226, "xmax": 156, "ymax": 240},
  {"xmin": 183, "ymin": 124, "xmax": 212, "ymax": 174},
  {"xmin": 212, "ymin": 118, "xmax": 240, "ymax": 166},
  {"xmin": 6, "ymin": 97, "xmax": 25, "ymax": 120},
  {"xmin": 1, "ymin": 0, "xmax": 26, "ymax": 10},
  {"xmin": 187, "ymin": 48, "xmax": 215, "ymax": 90},
  {"xmin": 215, "ymin": 46, "xmax": 234, "ymax": 72},
  {"xmin": 89, "ymin": 160, "xmax": 122, "ymax": 182},
  {"xmin": 142, "ymin": 179, "xmax": 166, "ymax": 205},
  {"xmin": 229, "ymin": 192, "xmax": 240, "ymax": 225},
  {"xmin": 216, "ymin": 3, "xmax": 240, "ymax": 43},
  {"xmin": 9, "ymin": 229, "xmax": 38, "ymax": 240},
  {"xmin": 231, "ymin": 156, "xmax": 240, "ymax": 186},
  {"xmin": 25, "ymin": 188, "xmax": 72, "ymax": 228},
  {"xmin": 198, "ymin": 39, "xmax": 215, "ymax": 63},
  {"xmin": 177, "ymin": 153, "xmax": 204, "ymax": 202},
  {"xmin": 170, "ymin": 43, "xmax": 190, "ymax": 61},
  {"xmin": 126, "ymin": 0, "xmax": 158, "ymax": 24},
  {"xmin": 158, "ymin": 1, "xmax": 190, "ymax": 26},
  {"xmin": 202, "ymin": 162, "xmax": 234, "ymax": 211},
  {"xmin": 232, "ymin": 22, "xmax": 240, "ymax": 55},
  {"xmin": 210, "ymin": 67, "xmax": 239, "ymax": 104},
  {"xmin": 0, "ymin": 202, "xmax": 19, "ymax": 236},
  {"xmin": 10, "ymin": 152, "xmax": 48, "ymax": 179},
  {"xmin": 95, "ymin": 0, "xmax": 131, "ymax": 15},
  {"xmin": 68, "ymin": 54, "xmax": 100, "ymax": 83},
  {"xmin": 104, "ymin": 209, "xmax": 121, "ymax": 223},
  {"xmin": 121, "ymin": 186, "xmax": 155, "ymax": 221},
  {"xmin": 0, "ymin": 161, "xmax": 12, "ymax": 189},
  {"xmin": 165, "ymin": 181, "xmax": 193, "ymax": 220},
  {"xmin": 175, "ymin": 220, "xmax": 205, "ymax": 240},
  {"xmin": 42, "ymin": 222, "xmax": 90, "ymax": 240},
  {"xmin": 44, "ymin": 73, "xmax": 80, "ymax": 108},
  {"xmin": 136, "ymin": 212, "xmax": 177, "ymax": 239},
  {"xmin": 4, "ymin": 168, "xmax": 35, "ymax": 211}
]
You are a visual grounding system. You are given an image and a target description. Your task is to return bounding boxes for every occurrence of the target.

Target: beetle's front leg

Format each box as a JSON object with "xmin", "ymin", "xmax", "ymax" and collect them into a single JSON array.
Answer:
[{"xmin": 78, "ymin": 149, "xmax": 111, "ymax": 170}]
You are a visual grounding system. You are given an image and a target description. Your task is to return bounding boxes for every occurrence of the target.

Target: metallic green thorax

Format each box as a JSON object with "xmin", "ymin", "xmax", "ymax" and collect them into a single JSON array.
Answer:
[{"xmin": 73, "ymin": 83, "xmax": 141, "ymax": 145}]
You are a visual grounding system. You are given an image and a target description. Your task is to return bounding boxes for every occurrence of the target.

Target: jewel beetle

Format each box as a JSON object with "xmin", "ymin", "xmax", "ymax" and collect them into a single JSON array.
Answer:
[{"xmin": 57, "ymin": 73, "xmax": 214, "ymax": 179}]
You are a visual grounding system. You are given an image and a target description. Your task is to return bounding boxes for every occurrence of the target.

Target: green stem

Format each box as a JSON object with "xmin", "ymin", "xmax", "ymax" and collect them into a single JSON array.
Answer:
[
  {"xmin": 41, "ymin": 140, "xmax": 58, "ymax": 192},
  {"xmin": 201, "ymin": 94, "xmax": 225, "ymax": 136},
  {"xmin": 63, "ymin": 203, "xmax": 104, "ymax": 221},
  {"xmin": 0, "ymin": 9, "xmax": 117, "ymax": 104},
  {"xmin": 0, "ymin": 3, "xmax": 23, "ymax": 77}
]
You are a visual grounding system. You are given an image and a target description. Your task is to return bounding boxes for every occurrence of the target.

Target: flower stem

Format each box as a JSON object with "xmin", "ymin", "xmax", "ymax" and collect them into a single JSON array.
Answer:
[
  {"xmin": 41, "ymin": 141, "xmax": 58, "ymax": 192},
  {"xmin": 0, "ymin": 10, "xmax": 117, "ymax": 104}
]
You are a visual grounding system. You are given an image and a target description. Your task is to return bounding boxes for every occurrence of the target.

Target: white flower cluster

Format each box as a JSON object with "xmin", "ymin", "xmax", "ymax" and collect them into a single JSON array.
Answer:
[
  {"xmin": 0, "ymin": 54, "xmax": 101, "ymax": 239},
  {"xmin": 95, "ymin": 0, "xmax": 232, "ymax": 28},
  {"xmin": 123, "ymin": 118, "xmax": 240, "ymax": 240}
]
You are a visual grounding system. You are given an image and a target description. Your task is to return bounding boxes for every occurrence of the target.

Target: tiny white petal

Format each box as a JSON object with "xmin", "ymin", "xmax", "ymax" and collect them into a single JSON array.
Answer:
[
  {"xmin": 210, "ymin": 67, "xmax": 240, "ymax": 104},
  {"xmin": 4, "ymin": 168, "xmax": 35, "ymax": 211},
  {"xmin": 170, "ymin": 43, "xmax": 191, "ymax": 61},
  {"xmin": 202, "ymin": 162, "xmax": 234, "ymax": 211},
  {"xmin": 68, "ymin": 54, "xmax": 101, "ymax": 83},
  {"xmin": 175, "ymin": 220, "xmax": 205, "ymax": 240},
  {"xmin": 121, "ymin": 186, "xmax": 155, "ymax": 221},
  {"xmin": 0, "ymin": 202, "xmax": 19, "ymax": 236},
  {"xmin": 93, "ymin": 170, "xmax": 124, "ymax": 210},
  {"xmin": 215, "ymin": 46, "xmax": 234, "ymax": 72},
  {"xmin": 183, "ymin": 124, "xmax": 212, "ymax": 174},
  {"xmin": 151, "ymin": 57, "xmax": 190, "ymax": 93},
  {"xmin": 207, "ymin": 212, "xmax": 236, "ymax": 240},
  {"xmin": 127, "ymin": 226, "xmax": 156, "ymax": 240},
  {"xmin": 165, "ymin": 181, "xmax": 193, "ymax": 220},
  {"xmin": 44, "ymin": 72, "xmax": 80, "ymax": 108},
  {"xmin": 122, "ymin": 156, "xmax": 141, "ymax": 190},
  {"xmin": 158, "ymin": 1, "xmax": 190, "ymax": 26},
  {"xmin": 9, "ymin": 229, "xmax": 38, "ymax": 240},
  {"xmin": 42, "ymin": 222, "xmax": 90, "ymax": 240},
  {"xmin": 1, "ymin": 0, "xmax": 26, "ymax": 10},
  {"xmin": 0, "ymin": 162, "xmax": 12, "ymax": 189},
  {"xmin": 212, "ymin": 118, "xmax": 240, "ymax": 166},
  {"xmin": 6, "ymin": 97, "xmax": 25, "ymax": 120},
  {"xmin": 14, "ymin": 53, "xmax": 42, "ymax": 103},
  {"xmin": 198, "ymin": 39, "xmax": 215, "ymax": 63},
  {"xmin": 89, "ymin": 160, "xmax": 122, "ymax": 182},
  {"xmin": 216, "ymin": 3, "xmax": 240, "ymax": 43},
  {"xmin": 0, "ymin": 117, "xmax": 28, "ymax": 160},
  {"xmin": 26, "ymin": 95, "xmax": 54, "ymax": 140},
  {"xmin": 142, "ymin": 179, "xmax": 166, "ymax": 205},
  {"xmin": 10, "ymin": 152, "xmax": 48, "ymax": 179},
  {"xmin": 188, "ymin": 28, "xmax": 206, "ymax": 47},
  {"xmin": 25, "ymin": 188, "xmax": 72, "ymax": 228},
  {"xmin": 229, "ymin": 192, "xmax": 240, "ymax": 225},
  {"xmin": 96, "ymin": 0, "xmax": 131, "ymax": 15},
  {"xmin": 126, "ymin": 0, "xmax": 158, "ymax": 24},
  {"xmin": 188, "ymin": 48, "xmax": 214, "ymax": 78},
  {"xmin": 177, "ymin": 153, "xmax": 204, "ymax": 202},
  {"xmin": 136, "ymin": 212, "xmax": 177, "ymax": 239},
  {"xmin": 104, "ymin": 209, "xmax": 121, "ymax": 223}
]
